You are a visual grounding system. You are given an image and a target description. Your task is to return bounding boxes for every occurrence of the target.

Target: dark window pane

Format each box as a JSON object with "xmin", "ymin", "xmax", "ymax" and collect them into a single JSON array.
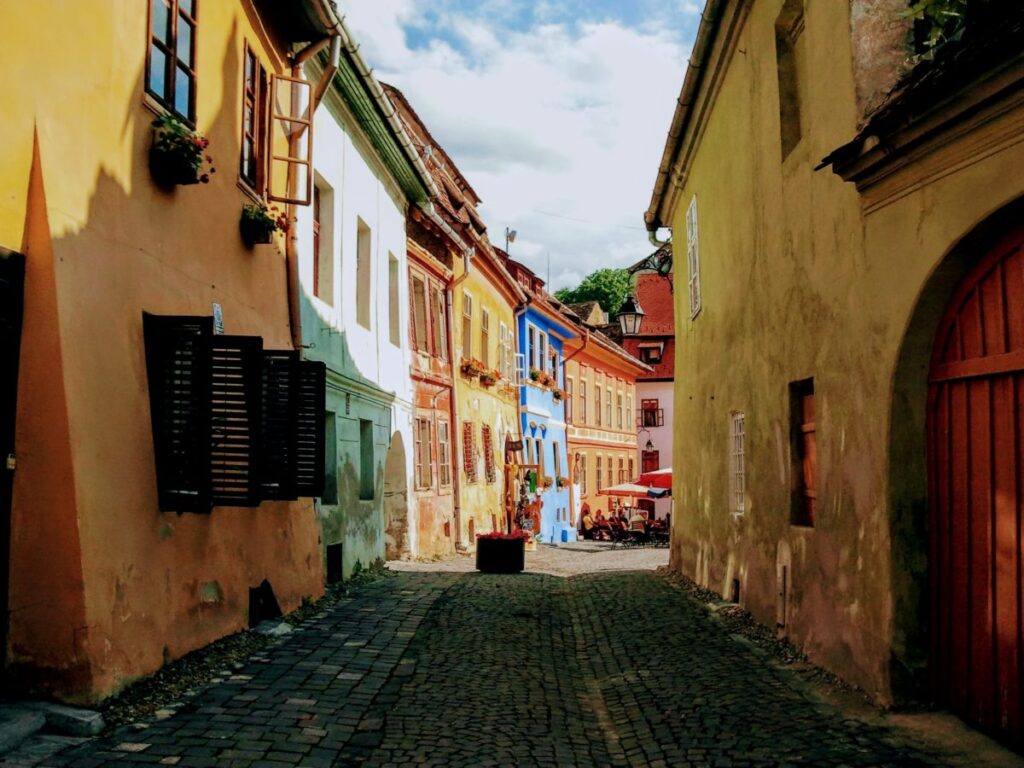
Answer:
[
  {"xmin": 149, "ymin": 45, "xmax": 168, "ymax": 98},
  {"xmin": 180, "ymin": 0, "xmax": 194, "ymax": 17},
  {"xmin": 174, "ymin": 67, "xmax": 192, "ymax": 117},
  {"xmin": 178, "ymin": 18, "xmax": 193, "ymax": 65},
  {"xmin": 151, "ymin": 0, "xmax": 170, "ymax": 42}
]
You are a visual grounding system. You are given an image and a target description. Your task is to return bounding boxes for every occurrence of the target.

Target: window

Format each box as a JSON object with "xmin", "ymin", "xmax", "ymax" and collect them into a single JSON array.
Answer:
[
  {"xmin": 641, "ymin": 399, "xmax": 664, "ymax": 428},
  {"xmin": 480, "ymin": 309, "xmax": 490, "ymax": 368},
  {"xmin": 535, "ymin": 438, "xmax": 544, "ymax": 479},
  {"xmin": 618, "ymin": 458, "xmax": 625, "ymax": 484},
  {"xmin": 359, "ymin": 419, "xmax": 374, "ymax": 500},
  {"xmin": 596, "ymin": 456, "xmax": 603, "ymax": 492},
  {"xmin": 775, "ymin": 0, "xmax": 805, "ymax": 160},
  {"xmin": 605, "ymin": 389, "xmax": 612, "ymax": 428},
  {"xmin": 579, "ymin": 453, "xmax": 587, "ymax": 495},
  {"xmin": 527, "ymin": 326, "xmax": 536, "ymax": 371},
  {"xmin": 410, "ymin": 274, "xmax": 429, "ymax": 353},
  {"xmin": 790, "ymin": 379, "xmax": 815, "ymax": 526},
  {"xmin": 628, "ymin": 457, "xmax": 634, "ymax": 481},
  {"xmin": 730, "ymin": 412, "xmax": 746, "ymax": 515},
  {"xmin": 595, "ymin": 386, "xmax": 602, "ymax": 426},
  {"xmin": 553, "ymin": 442, "xmax": 561, "ymax": 482},
  {"xmin": 642, "ymin": 450, "xmax": 660, "ymax": 473},
  {"xmin": 538, "ymin": 332, "xmax": 548, "ymax": 373},
  {"xmin": 499, "ymin": 322, "xmax": 511, "ymax": 379},
  {"xmin": 565, "ymin": 377, "xmax": 574, "ymax": 423},
  {"xmin": 462, "ymin": 293, "xmax": 473, "ymax": 359},
  {"xmin": 639, "ymin": 344, "xmax": 663, "ymax": 364},
  {"xmin": 626, "ymin": 396, "xmax": 632, "ymax": 428},
  {"xmin": 388, "ymin": 254, "xmax": 400, "ymax": 347},
  {"xmin": 616, "ymin": 391, "xmax": 623, "ymax": 429},
  {"xmin": 549, "ymin": 347, "xmax": 558, "ymax": 377},
  {"xmin": 356, "ymin": 219, "xmax": 372, "ymax": 329},
  {"xmin": 143, "ymin": 313, "xmax": 326, "ymax": 511},
  {"xmin": 686, "ymin": 195, "xmax": 701, "ymax": 318},
  {"xmin": 438, "ymin": 419, "xmax": 452, "ymax": 487},
  {"xmin": 147, "ymin": 0, "xmax": 197, "ymax": 122},
  {"xmin": 312, "ymin": 180, "xmax": 335, "ymax": 304},
  {"xmin": 580, "ymin": 379, "xmax": 587, "ymax": 424},
  {"xmin": 482, "ymin": 424, "xmax": 495, "ymax": 484},
  {"xmin": 432, "ymin": 286, "xmax": 448, "ymax": 360},
  {"xmin": 463, "ymin": 421, "xmax": 478, "ymax": 483},
  {"xmin": 414, "ymin": 416, "xmax": 433, "ymax": 490},
  {"xmin": 322, "ymin": 412, "xmax": 337, "ymax": 504},
  {"xmin": 266, "ymin": 74, "xmax": 313, "ymax": 205},
  {"xmin": 240, "ymin": 44, "xmax": 268, "ymax": 191}
]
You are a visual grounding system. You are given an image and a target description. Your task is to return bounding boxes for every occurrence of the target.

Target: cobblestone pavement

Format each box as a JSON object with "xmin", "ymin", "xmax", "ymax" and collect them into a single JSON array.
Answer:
[{"xmin": 9, "ymin": 566, "xmax": 1021, "ymax": 767}]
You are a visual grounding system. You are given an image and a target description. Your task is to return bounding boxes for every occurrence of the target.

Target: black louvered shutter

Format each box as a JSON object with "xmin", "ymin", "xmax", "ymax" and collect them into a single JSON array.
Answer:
[
  {"xmin": 259, "ymin": 350, "xmax": 299, "ymax": 499},
  {"xmin": 143, "ymin": 313, "xmax": 213, "ymax": 512},
  {"xmin": 207, "ymin": 335, "xmax": 262, "ymax": 507},
  {"xmin": 294, "ymin": 360, "xmax": 326, "ymax": 497}
]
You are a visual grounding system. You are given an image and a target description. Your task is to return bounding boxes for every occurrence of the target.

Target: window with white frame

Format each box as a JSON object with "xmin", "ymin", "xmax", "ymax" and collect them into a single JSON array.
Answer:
[
  {"xmin": 686, "ymin": 194, "xmax": 701, "ymax": 318},
  {"xmin": 462, "ymin": 292, "xmax": 473, "ymax": 359},
  {"xmin": 499, "ymin": 322, "xmax": 511, "ymax": 379},
  {"xmin": 579, "ymin": 452, "xmax": 587, "ymax": 495},
  {"xmin": 730, "ymin": 411, "xmax": 746, "ymax": 515},
  {"xmin": 480, "ymin": 309, "xmax": 490, "ymax": 368}
]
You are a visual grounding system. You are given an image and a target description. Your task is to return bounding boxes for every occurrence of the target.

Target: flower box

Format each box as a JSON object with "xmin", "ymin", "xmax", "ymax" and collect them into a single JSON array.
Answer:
[
  {"xmin": 149, "ymin": 114, "xmax": 215, "ymax": 190},
  {"xmin": 475, "ymin": 534, "xmax": 526, "ymax": 574},
  {"xmin": 149, "ymin": 146, "xmax": 200, "ymax": 188},
  {"xmin": 239, "ymin": 216, "xmax": 274, "ymax": 247}
]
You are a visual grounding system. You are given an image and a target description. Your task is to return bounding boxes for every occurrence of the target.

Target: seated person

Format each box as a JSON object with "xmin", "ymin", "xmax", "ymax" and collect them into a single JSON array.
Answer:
[
  {"xmin": 591, "ymin": 510, "xmax": 610, "ymax": 540},
  {"xmin": 581, "ymin": 506, "xmax": 596, "ymax": 539},
  {"xmin": 628, "ymin": 508, "xmax": 646, "ymax": 528}
]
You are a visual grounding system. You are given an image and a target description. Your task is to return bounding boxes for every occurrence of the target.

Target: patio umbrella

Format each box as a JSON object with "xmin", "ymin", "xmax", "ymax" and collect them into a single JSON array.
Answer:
[
  {"xmin": 600, "ymin": 482, "xmax": 654, "ymax": 498},
  {"xmin": 637, "ymin": 467, "xmax": 672, "ymax": 489}
]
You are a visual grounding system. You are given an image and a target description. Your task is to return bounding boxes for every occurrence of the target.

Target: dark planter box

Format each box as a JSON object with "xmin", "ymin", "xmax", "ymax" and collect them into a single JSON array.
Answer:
[
  {"xmin": 149, "ymin": 146, "xmax": 200, "ymax": 188},
  {"xmin": 475, "ymin": 538, "xmax": 525, "ymax": 574},
  {"xmin": 239, "ymin": 217, "xmax": 275, "ymax": 248}
]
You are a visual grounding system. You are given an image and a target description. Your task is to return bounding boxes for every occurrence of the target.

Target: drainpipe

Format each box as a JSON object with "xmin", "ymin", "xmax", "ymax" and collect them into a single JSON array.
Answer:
[
  {"xmin": 419, "ymin": 202, "xmax": 473, "ymax": 552},
  {"xmin": 644, "ymin": 0, "xmax": 725, "ymax": 244}
]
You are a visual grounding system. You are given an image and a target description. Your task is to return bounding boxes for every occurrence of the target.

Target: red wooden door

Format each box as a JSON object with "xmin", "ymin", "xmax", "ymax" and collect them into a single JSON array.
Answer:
[{"xmin": 928, "ymin": 225, "xmax": 1024, "ymax": 746}]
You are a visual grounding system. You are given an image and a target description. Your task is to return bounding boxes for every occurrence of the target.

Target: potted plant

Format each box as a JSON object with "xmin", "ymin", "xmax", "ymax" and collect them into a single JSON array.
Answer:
[
  {"xmin": 479, "ymin": 369, "xmax": 498, "ymax": 388},
  {"xmin": 556, "ymin": 475, "xmax": 569, "ymax": 489},
  {"xmin": 149, "ymin": 113, "xmax": 215, "ymax": 188},
  {"xmin": 240, "ymin": 202, "xmax": 287, "ymax": 247},
  {"xmin": 475, "ymin": 530, "xmax": 529, "ymax": 573},
  {"xmin": 528, "ymin": 367, "xmax": 541, "ymax": 382},
  {"xmin": 539, "ymin": 476, "xmax": 554, "ymax": 491},
  {"xmin": 551, "ymin": 387, "xmax": 565, "ymax": 402}
]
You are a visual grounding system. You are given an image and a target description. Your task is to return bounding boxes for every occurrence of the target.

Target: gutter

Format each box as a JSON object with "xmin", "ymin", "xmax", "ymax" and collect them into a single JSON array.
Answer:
[{"xmin": 644, "ymin": 0, "xmax": 727, "ymax": 242}]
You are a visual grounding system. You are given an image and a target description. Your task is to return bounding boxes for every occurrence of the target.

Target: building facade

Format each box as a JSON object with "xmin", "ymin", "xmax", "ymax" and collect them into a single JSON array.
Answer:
[
  {"xmin": 503, "ymin": 255, "xmax": 578, "ymax": 544},
  {"xmin": 618, "ymin": 267, "xmax": 676, "ymax": 521},
  {"xmin": 564, "ymin": 328, "xmax": 647, "ymax": 523},
  {"xmin": 0, "ymin": 0, "xmax": 341, "ymax": 700},
  {"xmin": 646, "ymin": 0, "xmax": 1024, "ymax": 746}
]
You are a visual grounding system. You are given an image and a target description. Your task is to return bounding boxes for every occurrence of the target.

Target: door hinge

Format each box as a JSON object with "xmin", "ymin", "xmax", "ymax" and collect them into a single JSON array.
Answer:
[{"xmin": 5, "ymin": 453, "xmax": 15, "ymax": 471}]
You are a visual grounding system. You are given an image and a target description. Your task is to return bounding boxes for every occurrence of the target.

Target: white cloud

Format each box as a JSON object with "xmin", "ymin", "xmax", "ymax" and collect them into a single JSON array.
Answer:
[{"xmin": 343, "ymin": 2, "xmax": 692, "ymax": 292}]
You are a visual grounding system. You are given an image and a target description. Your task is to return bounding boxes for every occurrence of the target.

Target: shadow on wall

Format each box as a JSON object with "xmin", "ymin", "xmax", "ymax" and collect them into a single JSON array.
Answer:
[
  {"xmin": 383, "ymin": 430, "xmax": 409, "ymax": 560},
  {"xmin": 887, "ymin": 195, "xmax": 1024, "ymax": 703}
]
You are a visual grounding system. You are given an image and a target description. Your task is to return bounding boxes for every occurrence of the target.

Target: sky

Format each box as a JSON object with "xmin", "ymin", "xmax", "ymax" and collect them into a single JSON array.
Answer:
[{"xmin": 343, "ymin": 0, "xmax": 701, "ymax": 292}]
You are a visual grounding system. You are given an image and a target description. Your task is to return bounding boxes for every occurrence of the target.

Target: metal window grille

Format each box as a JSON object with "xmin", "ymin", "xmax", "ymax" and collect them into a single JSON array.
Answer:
[
  {"xmin": 730, "ymin": 412, "xmax": 746, "ymax": 515},
  {"xmin": 462, "ymin": 420, "xmax": 478, "ymax": 483}
]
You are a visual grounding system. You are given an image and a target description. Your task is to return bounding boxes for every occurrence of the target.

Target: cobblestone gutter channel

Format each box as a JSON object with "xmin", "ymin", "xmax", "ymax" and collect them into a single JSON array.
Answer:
[{"xmin": 7, "ymin": 569, "xmax": 1020, "ymax": 767}]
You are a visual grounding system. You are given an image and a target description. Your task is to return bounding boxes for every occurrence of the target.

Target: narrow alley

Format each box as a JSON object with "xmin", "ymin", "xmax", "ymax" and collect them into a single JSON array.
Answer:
[{"xmin": 8, "ymin": 551, "xmax": 1016, "ymax": 768}]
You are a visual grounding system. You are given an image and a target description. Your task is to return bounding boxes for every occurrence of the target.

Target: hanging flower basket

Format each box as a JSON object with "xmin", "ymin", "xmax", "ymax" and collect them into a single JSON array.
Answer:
[
  {"xmin": 479, "ymin": 369, "xmax": 499, "ymax": 388},
  {"xmin": 475, "ymin": 531, "xmax": 528, "ymax": 574},
  {"xmin": 239, "ymin": 202, "xmax": 287, "ymax": 248},
  {"xmin": 149, "ymin": 114, "xmax": 215, "ymax": 189},
  {"xmin": 551, "ymin": 388, "xmax": 565, "ymax": 402},
  {"xmin": 461, "ymin": 358, "xmax": 485, "ymax": 377}
]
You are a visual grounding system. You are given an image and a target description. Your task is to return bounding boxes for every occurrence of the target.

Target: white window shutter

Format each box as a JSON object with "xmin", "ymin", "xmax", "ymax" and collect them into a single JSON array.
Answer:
[{"xmin": 686, "ymin": 195, "xmax": 701, "ymax": 318}]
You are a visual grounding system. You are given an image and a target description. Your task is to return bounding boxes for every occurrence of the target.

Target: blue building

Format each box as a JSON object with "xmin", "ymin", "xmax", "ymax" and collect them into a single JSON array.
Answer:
[{"xmin": 500, "ymin": 253, "xmax": 579, "ymax": 544}]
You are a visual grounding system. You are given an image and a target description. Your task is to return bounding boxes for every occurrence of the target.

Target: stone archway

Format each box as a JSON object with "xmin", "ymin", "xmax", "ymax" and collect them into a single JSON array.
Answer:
[{"xmin": 383, "ymin": 429, "xmax": 409, "ymax": 561}]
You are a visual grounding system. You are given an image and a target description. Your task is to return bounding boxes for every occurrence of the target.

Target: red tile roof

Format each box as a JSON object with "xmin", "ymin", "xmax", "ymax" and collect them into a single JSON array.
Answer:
[{"xmin": 634, "ymin": 273, "xmax": 674, "ymax": 335}]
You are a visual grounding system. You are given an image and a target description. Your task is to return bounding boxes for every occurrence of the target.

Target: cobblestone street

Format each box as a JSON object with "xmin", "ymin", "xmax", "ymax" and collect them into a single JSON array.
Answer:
[{"xmin": 7, "ymin": 551, "xmax": 1020, "ymax": 768}]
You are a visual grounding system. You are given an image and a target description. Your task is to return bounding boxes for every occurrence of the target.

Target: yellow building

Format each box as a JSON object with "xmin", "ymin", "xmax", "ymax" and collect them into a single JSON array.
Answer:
[
  {"xmin": 645, "ymin": 0, "xmax": 1024, "ymax": 743},
  {"xmin": 561, "ymin": 313, "xmax": 648, "ymax": 523},
  {"xmin": 0, "ymin": 1, "xmax": 340, "ymax": 700}
]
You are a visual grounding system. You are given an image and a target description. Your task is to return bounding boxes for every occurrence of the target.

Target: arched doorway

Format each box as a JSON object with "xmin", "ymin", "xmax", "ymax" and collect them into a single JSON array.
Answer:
[
  {"xmin": 383, "ymin": 430, "xmax": 409, "ymax": 560},
  {"xmin": 927, "ymin": 223, "xmax": 1024, "ymax": 744}
]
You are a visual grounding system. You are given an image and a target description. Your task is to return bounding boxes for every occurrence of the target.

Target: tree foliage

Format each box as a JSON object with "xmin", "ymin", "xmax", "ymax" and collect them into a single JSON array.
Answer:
[
  {"xmin": 904, "ymin": 0, "xmax": 993, "ymax": 60},
  {"xmin": 554, "ymin": 268, "xmax": 632, "ymax": 315}
]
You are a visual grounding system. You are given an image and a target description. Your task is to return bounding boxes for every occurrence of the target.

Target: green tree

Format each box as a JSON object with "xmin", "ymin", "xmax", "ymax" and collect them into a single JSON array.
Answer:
[{"xmin": 554, "ymin": 268, "xmax": 632, "ymax": 315}]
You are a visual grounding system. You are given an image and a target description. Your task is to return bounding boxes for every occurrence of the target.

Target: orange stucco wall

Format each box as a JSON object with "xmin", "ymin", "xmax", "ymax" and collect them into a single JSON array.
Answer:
[{"xmin": 0, "ymin": 2, "xmax": 323, "ymax": 701}]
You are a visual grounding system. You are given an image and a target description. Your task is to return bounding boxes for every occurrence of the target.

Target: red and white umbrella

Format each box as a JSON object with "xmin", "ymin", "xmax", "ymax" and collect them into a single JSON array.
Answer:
[{"xmin": 636, "ymin": 467, "xmax": 672, "ymax": 489}]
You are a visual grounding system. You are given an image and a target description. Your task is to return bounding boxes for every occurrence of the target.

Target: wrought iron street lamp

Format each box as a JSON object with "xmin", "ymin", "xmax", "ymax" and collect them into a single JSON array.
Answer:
[{"xmin": 617, "ymin": 295, "xmax": 645, "ymax": 335}]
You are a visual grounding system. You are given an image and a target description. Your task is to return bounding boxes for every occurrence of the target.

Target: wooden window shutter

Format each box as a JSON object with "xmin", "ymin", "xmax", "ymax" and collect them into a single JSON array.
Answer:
[
  {"xmin": 143, "ymin": 313, "xmax": 213, "ymax": 512},
  {"xmin": 259, "ymin": 350, "xmax": 298, "ymax": 499},
  {"xmin": 207, "ymin": 334, "xmax": 263, "ymax": 507},
  {"xmin": 267, "ymin": 74, "xmax": 313, "ymax": 206},
  {"xmin": 293, "ymin": 360, "xmax": 326, "ymax": 497}
]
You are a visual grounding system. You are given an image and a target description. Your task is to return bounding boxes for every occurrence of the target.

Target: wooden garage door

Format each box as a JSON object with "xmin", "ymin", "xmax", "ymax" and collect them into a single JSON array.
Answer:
[{"xmin": 928, "ymin": 225, "xmax": 1024, "ymax": 746}]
